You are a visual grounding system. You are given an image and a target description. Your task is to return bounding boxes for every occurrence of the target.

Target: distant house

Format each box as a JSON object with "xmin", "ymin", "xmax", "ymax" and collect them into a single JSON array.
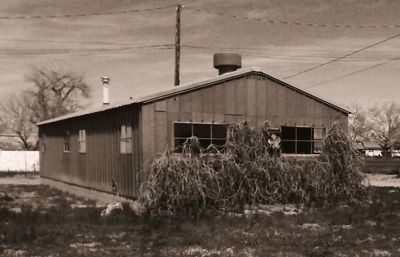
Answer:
[
  {"xmin": 390, "ymin": 143, "xmax": 400, "ymax": 157},
  {"xmin": 364, "ymin": 142, "xmax": 383, "ymax": 157},
  {"xmin": 37, "ymin": 53, "xmax": 351, "ymax": 200},
  {"xmin": 353, "ymin": 141, "xmax": 383, "ymax": 157},
  {"xmin": 391, "ymin": 150, "xmax": 400, "ymax": 157}
]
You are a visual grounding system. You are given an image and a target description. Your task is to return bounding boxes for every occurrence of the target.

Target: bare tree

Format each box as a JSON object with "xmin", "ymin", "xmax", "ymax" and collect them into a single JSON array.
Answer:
[
  {"xmin": 0, "ymin": 95, "xmax": 37, "ymax": 150},
  {"xmin": 25, "ymin": 67, "xmax": 90, "ymax": 124},
  {"xmin": 367, "ymin": 102, "xmax": 400, "ymax": 156},
  {"xmin": 348, "ymin": 105, "xmax": 369, "ymax": 143},
  {"xmin": 0, "ymin": 68, "xmax": 90, "ymax": 150}
]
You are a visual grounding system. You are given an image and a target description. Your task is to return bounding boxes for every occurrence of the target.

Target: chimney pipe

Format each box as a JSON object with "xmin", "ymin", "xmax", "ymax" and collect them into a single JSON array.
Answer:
[
  {"xmin": 213, "ymin": 53, "xmax": 242, "ymax": 75},
  {"xmin": 101, "ymin": 76, "xmax": 110, "ymax": 105}
]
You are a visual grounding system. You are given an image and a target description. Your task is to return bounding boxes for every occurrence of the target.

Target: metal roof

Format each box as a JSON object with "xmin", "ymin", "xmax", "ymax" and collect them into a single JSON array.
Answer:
[
  {"xmin": 37, "ymin": 67, "xmax": 351, "ymax": 126},
  {"xmin": 362, "ymin": 141, "xmax": 382, "ymax": 150}
]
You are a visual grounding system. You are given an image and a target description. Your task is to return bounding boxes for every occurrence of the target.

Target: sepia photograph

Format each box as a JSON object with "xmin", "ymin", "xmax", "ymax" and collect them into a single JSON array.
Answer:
[{"xmin": 0, "ymin": 0, "xmax": 399, "ymax": 256}]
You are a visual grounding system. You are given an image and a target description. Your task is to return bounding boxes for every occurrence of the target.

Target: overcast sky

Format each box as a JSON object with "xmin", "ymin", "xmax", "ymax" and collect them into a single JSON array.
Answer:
[{"xmin": 1, "ymin": 0, "xmax": 400, "ymax": 110}]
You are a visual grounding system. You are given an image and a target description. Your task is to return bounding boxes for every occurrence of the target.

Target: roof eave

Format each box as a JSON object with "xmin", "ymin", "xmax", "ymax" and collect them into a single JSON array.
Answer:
[
  {"xmin": 139, "ymin": 68, "xmax": 260, "ymax": 104},
  {"xmin": 36, "ymin": 67, "xmax": 351, "ymax": 126},
  {"xmin": 259, "ymin": 72, "xmax": 352, "ymax": 115},
  {"xmin": 138, "ymin": 69, "xmax": 351, "ymax": 115}
]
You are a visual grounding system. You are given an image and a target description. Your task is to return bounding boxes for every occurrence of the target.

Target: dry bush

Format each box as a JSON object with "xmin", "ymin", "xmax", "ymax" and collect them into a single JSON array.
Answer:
[{"xmin": 140, "ymin": 121, "xmax": 366, "ymax": 217}]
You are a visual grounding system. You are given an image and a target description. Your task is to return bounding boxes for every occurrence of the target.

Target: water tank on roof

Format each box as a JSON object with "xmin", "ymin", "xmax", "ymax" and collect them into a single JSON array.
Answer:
[{"xmin": 213, "ymin": 53, "xmax": 242, "ymax": 75}]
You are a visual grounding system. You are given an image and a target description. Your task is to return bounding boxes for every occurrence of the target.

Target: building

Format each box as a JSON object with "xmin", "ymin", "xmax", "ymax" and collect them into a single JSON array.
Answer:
[
  {"xmin": 353, "ymin": 141, "xmax": 383, "ymax": 157},
  {"xmin": 354, "ymin": 141, "xmax": 400, "ymax": 158},
  {"xmin": 37, "ymin": 54, "xmax": 351, "ymax": 200}
]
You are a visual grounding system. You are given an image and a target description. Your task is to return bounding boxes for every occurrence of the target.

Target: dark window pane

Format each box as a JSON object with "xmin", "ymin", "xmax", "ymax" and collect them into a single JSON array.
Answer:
[
  {"xmin": 281, "ymin": 127, "xmax": 296, "ymax": 140},
  {"xmin": 297, "ymin": 141, "xmax": 312, "ymax": 154},
  {"xmin": 212, "ymin": 124, "xmax": 227, "ymax": 139},
  {"xmin": 199, "ymin": 139, "xmax": 211, "ymax": 149},
  {"xmin": 174, "ymin": 123, "xmax": 192, "ymax": 138},
  {"xmin": 174, "ymin": 138, "xmax": 187, "ymax": 152},
  {"xmin": 193, "ymin": 124, "xmax": 211, "ymax": 138},
  {"xmin": 282, "ymin": 141, "xmax": 295, "ymax": 154},
  {"xmin": 64, "ymin": 130, "xmax": 70, "ymax": 152},
  {"xmin": 212, "ymin": 139, "xmax": 226, "ymax": 147},
  {"xmin": 297, "ymin": 127, "xmax": 312, "ymax": 140}
]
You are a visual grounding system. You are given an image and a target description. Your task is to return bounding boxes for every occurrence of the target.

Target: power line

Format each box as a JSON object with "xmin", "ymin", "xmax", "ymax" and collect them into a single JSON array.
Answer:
[
  {"xmin": 183, "ymin": 44, "xmax": 400, "ymax": 54},
  {"xmin": 0, "ymin": 4, "xmax": 176, "ymax": 20},
  {"xmin": 1, "ymin": 40, "xmax": 394, "ymax": 61},
  {"xmin": 182, "ymin": 44, "xmax": 395, "ymax": 62},
  {"xmin": 0, "ymin": 38, "xmax": 135, "ymax": 47},
  {"xmin": 0, "ymin": 44, "xmax": 174, "ymax": 58},
  {"xmin": 304, "ymin": 59, "xmax": 398, "ymax": 89},
  {"xmin": 182, "ymin": 43, "xmax": 400, "ymax": 88},
  {"xmin": 2, "ymin": 39, "xmax": 398, "ymax": 58},
  {"xmin": 184, "ymin": 6, "xmax": 400, "ymax": 29},
  {"xmin": 69, "ymin": 46, "xmax": 174, "ymax": 57},
  {"xmin": 284, "ymin": 32, "xmax": 400, "ymax": 79}
]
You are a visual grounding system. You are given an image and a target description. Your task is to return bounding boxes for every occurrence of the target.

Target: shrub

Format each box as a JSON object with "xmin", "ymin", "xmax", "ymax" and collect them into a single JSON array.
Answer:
[{"xmin": 140, "ymin": 121, "xmax": 366, "ymax": 217}]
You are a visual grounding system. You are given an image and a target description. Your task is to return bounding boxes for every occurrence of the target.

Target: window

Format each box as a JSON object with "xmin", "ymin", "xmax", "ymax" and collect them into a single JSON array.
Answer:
[
  {"xmin": 174, "ymin": 122, "xmax": 227, "ymax": 150},
  {"xmin": 313, "ymin": 128, "xmax": 325, "ymax": 153},
  {"xmin": 121, "ymin": 125, "xmax": 132, "ymax": 154},
  {"xmin": 79, "ymin": 129, "xmax": 86, "ymax": 153},
  {"xmin": 63, "ymin": 130, "xmax": 70, "ymax": 152},
  {"xmin": 281, "ymin": 126, "xmax": 325, "ymax": 154},
  {"xmin": 41, "ymin": 142, "xmax": 46, "ymax": 153}
]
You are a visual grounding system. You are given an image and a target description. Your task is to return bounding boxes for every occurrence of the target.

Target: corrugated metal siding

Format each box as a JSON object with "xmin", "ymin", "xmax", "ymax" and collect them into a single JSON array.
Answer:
[
  {"xmin": 39, "ymin": 74, "xmax": 349, "ymax": 196},
  {"xmin": 39, "ymin": 106, "xmax": 141, "ymax": 198},
  {"xmin": 141, "ymin": 75, "xmax": 348, "ymax": 172}
]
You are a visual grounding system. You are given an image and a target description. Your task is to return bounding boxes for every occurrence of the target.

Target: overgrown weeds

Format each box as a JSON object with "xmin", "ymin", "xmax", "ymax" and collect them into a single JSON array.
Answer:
[
  {"xmin": 0, "ymin": 182, "xmax": 398, "ymax": 256},
  {"xmin": 140, "ymin": 121, "xmax": 366, "ymax": 217}
]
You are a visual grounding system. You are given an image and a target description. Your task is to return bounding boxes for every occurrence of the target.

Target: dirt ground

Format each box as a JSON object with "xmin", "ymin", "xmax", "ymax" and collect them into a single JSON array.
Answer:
[
  {"xmin": 0, "ymin": 174, "xmax": 400, "ymax": 257},
  {"xmin": 0, "ymin": 174, "xmax": 40, "ymax": 185},
  {"xmin": 364, "ymin": 174, "xmax": 400, "ymax": 188}
]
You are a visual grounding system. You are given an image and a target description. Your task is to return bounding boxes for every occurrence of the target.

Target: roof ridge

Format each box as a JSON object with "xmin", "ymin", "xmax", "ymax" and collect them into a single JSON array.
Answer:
[{"xmin": 37, "ymin": 68, "xmax": 350, "ymax": 126}]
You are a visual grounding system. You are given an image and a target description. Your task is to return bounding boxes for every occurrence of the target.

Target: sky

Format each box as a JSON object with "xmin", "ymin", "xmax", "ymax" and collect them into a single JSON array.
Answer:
[{"xmin": 1, "ymin": 0, "xmax": 400, "ymax": 110}]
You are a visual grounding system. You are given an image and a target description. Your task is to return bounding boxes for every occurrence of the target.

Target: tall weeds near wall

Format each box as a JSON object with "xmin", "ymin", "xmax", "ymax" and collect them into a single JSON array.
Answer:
[{"xmin": 140, "ymin": 122, "xmax": 365, "ymax": 217}]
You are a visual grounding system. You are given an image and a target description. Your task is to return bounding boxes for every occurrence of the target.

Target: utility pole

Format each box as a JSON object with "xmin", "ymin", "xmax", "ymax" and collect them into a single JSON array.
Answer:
[{"xmin": 174, "ymin": 4, "xmax": 182, "ymax": 86}]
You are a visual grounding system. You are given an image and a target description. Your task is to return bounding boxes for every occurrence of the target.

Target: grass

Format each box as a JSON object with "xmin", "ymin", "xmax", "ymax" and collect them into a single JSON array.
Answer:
[{"xmin": 1, "ymin": 183, "xmax": 399, "ymax": 256}]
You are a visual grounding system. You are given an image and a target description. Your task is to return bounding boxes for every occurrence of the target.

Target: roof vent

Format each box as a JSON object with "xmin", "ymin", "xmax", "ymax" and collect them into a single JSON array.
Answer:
[
  {"xmin": 213, "ymin": 53, "xmax": 242, "ymax": 75},
  {"xmin": 101, "ymin": 76, "xmax": 110, "ymax": 105}
]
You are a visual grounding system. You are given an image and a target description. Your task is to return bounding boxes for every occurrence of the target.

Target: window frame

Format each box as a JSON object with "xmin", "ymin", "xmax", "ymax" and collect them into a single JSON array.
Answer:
[
  {"xmin": 281, "ymin": 126, "xmax": 325, "ymax": 155},
  {"xmin": 173, "ymin": 121, "xmax": 228, "ymax": 150},
  {"xmin": 41, "ymin": 141, "xmax": 46, "ymax": 153},
  {"xmin": 63, "ymin": 130, "xmax": 70, "ymax": 153},
  {"xmin": 312, "ymin": 127, "xmax": 326, "ymax": 154},
  {"xmin": 78, "ymin": 129, "xmax": 86, "ymax": 153},
  {"xmin": 120, "ymin": 124, "xmax": 132, "ymax": 154}
]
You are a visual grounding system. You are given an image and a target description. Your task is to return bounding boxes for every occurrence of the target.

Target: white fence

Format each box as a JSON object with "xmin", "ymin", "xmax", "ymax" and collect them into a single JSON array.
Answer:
[{"xmin": 0, "ymin": 151, "xmax": 39, "ymax": 172}]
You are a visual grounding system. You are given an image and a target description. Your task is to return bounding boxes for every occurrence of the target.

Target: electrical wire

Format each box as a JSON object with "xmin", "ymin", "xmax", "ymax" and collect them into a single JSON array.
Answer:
[
  {"xmin": 0, "ymin": 38, "xmax": 135, "ymax": 47},
  {"xmin": 184, "ymin": 6, "xmax": 400, "ymax": 29},
  {"xmin": 284, "ymin": 32, "xmax": 400, "ymax": 79},
  {"xmin": 0, "ymin": 44, "xmax": 174, "ymax": 58},
  {"xmin": 2, "ymin": 40, "xmax": 398, "ymax": 60},
  {"xmin": 182, "ymin": 44, "xmax": 400, "ymax": 90},
  {"xmin": 182, "ymin": 44, "xmax": 395, "ymax": 62},
  {"xmin": 182, "ymin": 44, "xmax": 399, "ymax": 54},
  {"xmin": 2, "ymin": 40, "xmax": 395, "ymax": 61},
  {"xmin": 304, "ymin": 58, "xmax": 398, "ymax": 89},
  {"xmin": 0, "ymin": 4, "xmax": 176, "ymax": 20}
]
